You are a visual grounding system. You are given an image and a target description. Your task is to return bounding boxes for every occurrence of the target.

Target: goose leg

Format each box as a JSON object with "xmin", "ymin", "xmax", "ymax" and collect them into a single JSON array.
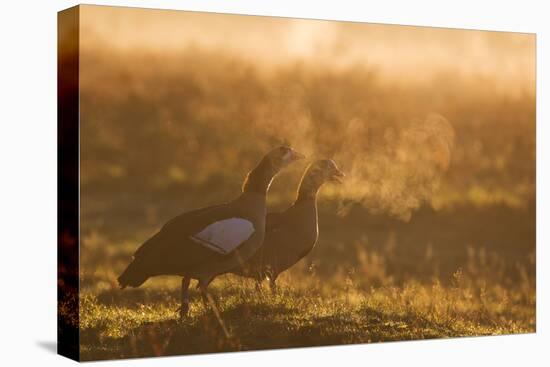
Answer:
[
  {"xmin": 198, "ymin": 278, "xmax": 230, "ymax": 338},
  {"xmin": 198, "ymin": 282, "xmax": 209, "ymax": 307},
  {"xmin": 269, "ymin": 274, "xmax": 279, "ymax": 294},
  {"xmin": 197, "ymin": 277, "xmax": 214, "ymax": 308},
  {"xmin": 178, "ymin": 276, "xmax": 191, "ymax": 320}
]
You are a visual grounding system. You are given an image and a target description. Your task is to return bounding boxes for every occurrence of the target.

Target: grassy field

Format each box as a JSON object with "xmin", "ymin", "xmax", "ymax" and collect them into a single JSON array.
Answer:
[
  {"xmin": 75, "ymin": 202, "xmax": 535, "ymax": 360},
  {"xmin": 78, "ymin": 277, "xmax": 534, "ymax": 360},
  {"xmin": 66, "ymin": 11, "xmax": 537, "ymax": 360}
]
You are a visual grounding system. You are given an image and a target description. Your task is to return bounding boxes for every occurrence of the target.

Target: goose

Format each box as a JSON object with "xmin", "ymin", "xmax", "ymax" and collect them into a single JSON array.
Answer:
[
  {"xmin": 230, "ymin": 159, "xmax": 344, "ymax": 291},
  {"xmin": 118, "ymin": 146, "xmax": 305, "ymax": 319}
]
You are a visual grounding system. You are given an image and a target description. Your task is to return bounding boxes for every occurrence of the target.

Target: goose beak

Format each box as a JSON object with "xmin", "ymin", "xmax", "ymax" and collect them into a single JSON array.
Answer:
[
  {"xmin": 330, "ymin": 168, "xmax": 345, "ymax": 183},
  {"xmin": 289, "ymin": 149, "xmax": 306, "ymax": 162}
]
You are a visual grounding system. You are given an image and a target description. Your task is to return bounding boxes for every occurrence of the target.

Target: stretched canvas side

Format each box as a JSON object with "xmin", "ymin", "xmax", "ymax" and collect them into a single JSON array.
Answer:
[{"xmin": 57, "ymin": 5, "xmax": 80, "ymax": 362}]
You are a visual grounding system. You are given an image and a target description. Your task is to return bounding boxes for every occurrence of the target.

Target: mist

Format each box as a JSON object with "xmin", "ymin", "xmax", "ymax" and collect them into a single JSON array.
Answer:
[
  {"xmin": 334, "ymin": 114, "xmax": 454, "ymax": 221},
  {"xmin": 80, "ymin": 5, "xmax": 535, "ymax": 95},
  {"xmin": 78, "ymin": 5, "xmax": 535, "ymax": 222}
]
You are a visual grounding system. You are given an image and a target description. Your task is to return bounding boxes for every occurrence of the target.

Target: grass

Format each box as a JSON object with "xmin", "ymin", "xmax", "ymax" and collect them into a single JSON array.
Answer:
[
  {"xmin": 74, "ymin": 204, "xmax": 535, "ymax": 361},
  {"xmin": 78, "ymin": 272, "xmax": 534, "ymax": 360}
]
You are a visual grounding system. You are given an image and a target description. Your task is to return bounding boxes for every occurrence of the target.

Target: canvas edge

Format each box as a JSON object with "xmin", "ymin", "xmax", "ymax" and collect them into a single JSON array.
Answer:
[{"xmin": 57, "ymin": 4, "xmax": 81, "ymax": 362}]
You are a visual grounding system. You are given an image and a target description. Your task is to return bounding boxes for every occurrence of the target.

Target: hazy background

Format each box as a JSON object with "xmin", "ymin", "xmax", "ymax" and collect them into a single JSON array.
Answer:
[{"xmin": 75, "ymin": 5, "xmax": 535, "ymax": 358}]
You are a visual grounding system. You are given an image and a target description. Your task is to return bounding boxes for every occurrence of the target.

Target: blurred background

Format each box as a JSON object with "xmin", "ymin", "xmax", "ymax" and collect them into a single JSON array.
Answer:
[{"xmin": 76, "ymin": 5, "xmax": 535, "ymax": 357}]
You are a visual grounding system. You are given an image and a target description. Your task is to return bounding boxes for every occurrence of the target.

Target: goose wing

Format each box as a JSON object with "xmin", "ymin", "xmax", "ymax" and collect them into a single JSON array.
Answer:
[{"xmin": 131, "ymin": 204, "xmax": 256, "ymax": 276}]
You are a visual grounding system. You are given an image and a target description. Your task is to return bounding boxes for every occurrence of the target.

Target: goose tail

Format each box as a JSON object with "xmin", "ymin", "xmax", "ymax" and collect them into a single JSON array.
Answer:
[{"xmin": 117, "ymin": 257, "xmax": 149, "ymax": 289}]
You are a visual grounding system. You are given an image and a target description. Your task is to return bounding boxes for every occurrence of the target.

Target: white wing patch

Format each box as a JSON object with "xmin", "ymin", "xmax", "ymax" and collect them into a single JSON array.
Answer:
[{"xmin": 190, "ymin": 218, "xmax": 255, "ymax": 254}]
